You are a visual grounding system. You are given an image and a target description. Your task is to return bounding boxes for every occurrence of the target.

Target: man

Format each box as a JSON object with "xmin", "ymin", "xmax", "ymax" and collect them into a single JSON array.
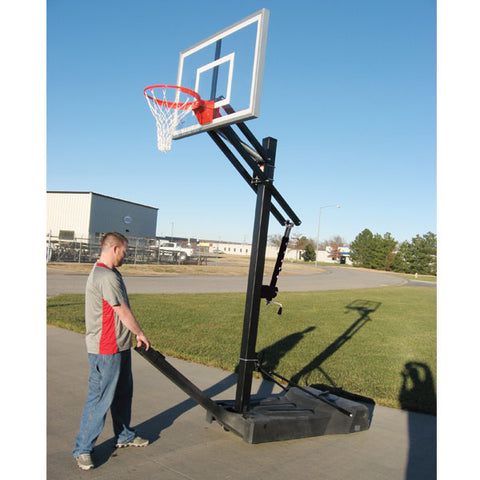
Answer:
[{"xmin": 72, "ymin": 232, "xmax": 150, "ymax": 471}]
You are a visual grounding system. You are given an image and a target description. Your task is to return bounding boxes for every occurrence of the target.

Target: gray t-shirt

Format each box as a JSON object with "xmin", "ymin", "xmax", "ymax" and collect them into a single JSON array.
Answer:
[{"xmin": 84, "ymin": 262, "xmax": 132, "ymax": 354}]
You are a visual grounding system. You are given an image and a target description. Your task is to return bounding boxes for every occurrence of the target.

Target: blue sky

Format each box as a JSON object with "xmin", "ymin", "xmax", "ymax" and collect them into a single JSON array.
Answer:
[{"xmin": 46, "ymin": 0, "xmax": 437, "ymax": 244}]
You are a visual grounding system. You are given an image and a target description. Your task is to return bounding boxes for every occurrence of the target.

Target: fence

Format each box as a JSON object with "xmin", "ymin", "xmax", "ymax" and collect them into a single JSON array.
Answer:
[{"xmin": 46, "ymin": 234, "xmax": 205, "ymax": 265}]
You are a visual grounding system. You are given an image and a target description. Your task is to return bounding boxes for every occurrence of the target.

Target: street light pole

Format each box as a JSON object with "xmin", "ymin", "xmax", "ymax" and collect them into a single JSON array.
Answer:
[{"xmin": 315, "ymin": 204, "xmax": 340, "ymax": 267}]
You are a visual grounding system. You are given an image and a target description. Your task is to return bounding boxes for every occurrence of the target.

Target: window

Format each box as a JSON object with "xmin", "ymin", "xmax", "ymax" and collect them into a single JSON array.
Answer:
[{"xmin": 59, "ymin": 230, "xmax": 75, "ymax": 240}]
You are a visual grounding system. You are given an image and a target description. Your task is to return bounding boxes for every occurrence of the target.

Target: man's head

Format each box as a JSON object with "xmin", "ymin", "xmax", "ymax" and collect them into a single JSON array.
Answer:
[{"xmin": 100, "ymin": 232, "xmax": 128, "ymax": 267}]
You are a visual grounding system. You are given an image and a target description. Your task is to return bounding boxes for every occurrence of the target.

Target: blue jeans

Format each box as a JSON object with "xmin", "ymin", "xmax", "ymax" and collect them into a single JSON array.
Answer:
[{"xmin": 72, "ymin": 349, "xmax": 136, "ymax": 456}]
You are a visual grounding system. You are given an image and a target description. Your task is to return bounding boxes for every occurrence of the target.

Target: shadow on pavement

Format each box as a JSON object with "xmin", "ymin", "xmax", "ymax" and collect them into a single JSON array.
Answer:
[{"xmin": 399, "ymin": 361, "xmax": 437, "ymax": 479}]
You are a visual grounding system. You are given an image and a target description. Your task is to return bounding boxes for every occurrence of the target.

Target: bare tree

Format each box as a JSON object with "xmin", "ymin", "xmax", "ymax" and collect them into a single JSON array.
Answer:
[
  {"xmin": 328, "ymin": 235, "xmax": 346, "ymax": 247},
  {"xmin": 328, "ymin": 243, "xmax": 343, "ymax": 261},
  {"xmin": 268, "ymin": 234, "xmax": 283, "ymax": 247},
  {"xmin": 293, "ymin": 235, "xmax": 316, "ymax": 250}
]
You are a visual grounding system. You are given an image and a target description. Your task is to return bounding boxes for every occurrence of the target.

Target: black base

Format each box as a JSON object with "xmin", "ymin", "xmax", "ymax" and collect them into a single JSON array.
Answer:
[
  {"xmin": 135, "ymin": 345, "xmax": 374, "ymax": 444},
  {"xmin": 208, "ymin": 386, "xmax": 374, "ymax": 444}
]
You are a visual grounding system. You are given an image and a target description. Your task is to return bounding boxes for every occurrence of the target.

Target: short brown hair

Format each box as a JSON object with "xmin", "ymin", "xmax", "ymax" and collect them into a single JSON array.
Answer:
[{"xmin": 101, "ymin": 232, "xmax": 128, "ymax": 250}]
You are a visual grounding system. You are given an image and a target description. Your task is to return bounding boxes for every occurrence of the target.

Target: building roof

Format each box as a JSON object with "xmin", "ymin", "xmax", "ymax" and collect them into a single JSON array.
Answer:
[{"xmin": 47, "ymin": 191, "xmax": 158, "ymax": 211}]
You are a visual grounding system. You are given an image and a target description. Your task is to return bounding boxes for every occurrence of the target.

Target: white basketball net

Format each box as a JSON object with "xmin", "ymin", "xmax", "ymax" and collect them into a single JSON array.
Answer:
[{"xmin": 144, "ymin": 86, "xmax": 197, "ymax": 153}]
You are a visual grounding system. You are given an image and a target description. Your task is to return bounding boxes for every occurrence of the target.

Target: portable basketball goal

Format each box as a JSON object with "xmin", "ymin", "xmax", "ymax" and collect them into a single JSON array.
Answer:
[{"xmin": 139, "ymin": 8, "xmax": 374, "ymax": 444}]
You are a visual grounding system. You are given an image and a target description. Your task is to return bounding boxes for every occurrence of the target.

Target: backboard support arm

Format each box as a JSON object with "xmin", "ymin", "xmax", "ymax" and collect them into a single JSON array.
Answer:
[
  {"xmin": 217, "ymin": 125, "xmax": 301, "ymax": 226},
  {"xmin": 208, "ymin": 131, "xmax": 287, "ymax": 225}
]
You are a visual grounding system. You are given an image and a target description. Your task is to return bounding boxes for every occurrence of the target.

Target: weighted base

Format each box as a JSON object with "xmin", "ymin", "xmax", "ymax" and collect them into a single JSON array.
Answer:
[
  {"xmin": 208, "ymin": 386, "xmax": 374, "ymax": 444},
  {"xmin": 135, "ymin": 345, "xmax": 374, "ymax": 444}
]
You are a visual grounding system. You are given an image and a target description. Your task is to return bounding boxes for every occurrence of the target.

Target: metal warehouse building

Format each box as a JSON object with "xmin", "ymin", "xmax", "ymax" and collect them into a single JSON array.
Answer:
[{"xmin": 47, "ymin": 191, "xmax": 158, "ymax": 241}]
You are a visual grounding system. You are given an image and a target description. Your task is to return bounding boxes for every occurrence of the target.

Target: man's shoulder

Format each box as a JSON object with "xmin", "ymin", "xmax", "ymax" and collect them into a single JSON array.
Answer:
[
  {"xmin": 87, "ymin": 263, "xmax": 128, "ymax": 305},
  {"xmin": 91, "ymin": 263, "xmax": 118, "ymax": 274},
  {"xmin": 88, "ymin": 263, "xmax": 120, "ymax": 284}
]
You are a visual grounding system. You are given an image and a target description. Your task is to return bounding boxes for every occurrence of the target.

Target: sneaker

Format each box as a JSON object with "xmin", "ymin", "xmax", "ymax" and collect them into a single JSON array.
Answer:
[
  {"xmin": 115, "ymin": 436, "xmax": 149, "ymax": 448},
  {"xmin": 75, "ymin": 453, "xmax": 94, "ymax": 470}
]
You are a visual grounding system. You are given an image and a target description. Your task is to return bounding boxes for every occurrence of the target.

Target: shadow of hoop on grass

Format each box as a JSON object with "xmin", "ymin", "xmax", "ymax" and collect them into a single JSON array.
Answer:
[
  {"xmin": 254, "ymin": 326, "xmax": 316, "ymax": 397},
  {"xmin": 290, "ymin": 300, "xmax": 381, "ymax": 386}
]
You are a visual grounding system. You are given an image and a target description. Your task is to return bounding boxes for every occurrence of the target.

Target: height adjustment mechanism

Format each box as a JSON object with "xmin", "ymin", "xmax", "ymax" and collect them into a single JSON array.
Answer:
[{"xmin": 260, "ymin": 221, "xmax": 294, "ymax": 315}]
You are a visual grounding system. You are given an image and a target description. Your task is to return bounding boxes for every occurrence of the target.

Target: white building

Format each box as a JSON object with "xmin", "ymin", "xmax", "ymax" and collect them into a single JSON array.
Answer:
[
  {"xmin": 201, "ymin": 240, "xmax": 350, "ymax": 264},
  {"xmin": 200, "ymin": 240, "xmax": 303, "ymax": 261},
  {"xmin": 318, "ymin": 246, "xmax": 352, "ymax": 265},
  {"xmin": 47, "ymin": 191, "xmax": 158, "ymax": 241}
]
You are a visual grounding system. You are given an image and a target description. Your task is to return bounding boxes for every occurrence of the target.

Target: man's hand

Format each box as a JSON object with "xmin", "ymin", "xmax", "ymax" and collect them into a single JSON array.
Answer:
[{"xmin": 136, "ymin": 331, "xmax": 150, "ymax": 350}]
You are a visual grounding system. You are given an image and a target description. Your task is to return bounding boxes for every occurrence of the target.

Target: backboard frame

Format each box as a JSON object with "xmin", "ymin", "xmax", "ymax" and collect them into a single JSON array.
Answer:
[{"xmin": 173, "ymin": 8, "xmax": 269, "ymax": 140}]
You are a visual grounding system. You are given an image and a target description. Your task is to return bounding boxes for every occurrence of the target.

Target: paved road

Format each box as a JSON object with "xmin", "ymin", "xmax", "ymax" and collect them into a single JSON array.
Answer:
[{"xmin": 47, "ymin": 266, "xmax": 408, "ymax": 296}]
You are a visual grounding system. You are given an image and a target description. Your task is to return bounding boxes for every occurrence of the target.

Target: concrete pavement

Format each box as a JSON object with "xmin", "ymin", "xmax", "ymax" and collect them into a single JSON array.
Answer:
[{"xmin": 47, "ymin": 326, "xmax": 436, "ymax": 479}]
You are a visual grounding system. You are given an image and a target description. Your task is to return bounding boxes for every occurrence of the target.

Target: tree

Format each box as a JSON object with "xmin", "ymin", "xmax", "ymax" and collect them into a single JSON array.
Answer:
[
  {"xmin": 294, "ymin": 235, "xmax": 316, "ymax": 251},
  {"xmin": 327, "ymin": 243, "xmax": 343, "ymax": 261},
  {"xmin": 268, "ymin": 234, "xmax": 283, "ymax": 247},
  {"xmin": 372, "ymin": 232, "xmax": 397, "ymax": 270},
  {"xmin": 329, "ymin": 235, "xmax": 347, "ymax": 247},
  {"xmin": 350, "ymin": 229, "xmax": 397, "ymax": 270},
  {"xmin": 391, "ymin": 241, "xmax": 413, "ymax": 273},
  {"xmin": 303, "ymin": 243, "xmax": 316, "ymax": 262},
  {"xmin": 392, "ymin": 232, "xmax": 436, "ymax": 275},
  {"xmin": 412, "ymin": 232, "xmax": 437, "ymax": 275},
  {"xmin": 317, "ymin": 240, "xmax": 328, "ymax": 250},
  {"xmin": 349, "ymin": 229, "xmax": 374, "ymax": 267}
]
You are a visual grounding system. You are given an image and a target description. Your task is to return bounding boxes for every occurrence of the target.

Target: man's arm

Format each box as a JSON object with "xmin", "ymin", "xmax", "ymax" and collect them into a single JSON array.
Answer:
[{"xmin": 112, "ymin": 302, "xmax": 150, "ymax": 350}]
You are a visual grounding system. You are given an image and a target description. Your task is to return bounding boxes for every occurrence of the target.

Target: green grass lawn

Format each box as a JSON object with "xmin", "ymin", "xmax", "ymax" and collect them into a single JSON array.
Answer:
[
  {"xmin": 47, "ymin": 286, "xmax": 436, "ymax": 414},
  {"xmin": 398, "ymin": 273, "xmax": 437, "ymax": 282}
]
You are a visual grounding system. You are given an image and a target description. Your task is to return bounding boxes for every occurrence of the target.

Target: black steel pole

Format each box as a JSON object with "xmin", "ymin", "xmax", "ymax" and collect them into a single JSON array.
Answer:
[{"xmin": 234, "ymin": 137, "xmax": 277, "ymax": 413}]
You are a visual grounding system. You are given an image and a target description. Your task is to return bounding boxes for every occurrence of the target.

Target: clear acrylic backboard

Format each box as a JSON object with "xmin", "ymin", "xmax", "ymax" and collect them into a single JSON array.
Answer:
[{"xmin": 172, "ymin": 8, "xmax": 269, "ymax": 140}]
